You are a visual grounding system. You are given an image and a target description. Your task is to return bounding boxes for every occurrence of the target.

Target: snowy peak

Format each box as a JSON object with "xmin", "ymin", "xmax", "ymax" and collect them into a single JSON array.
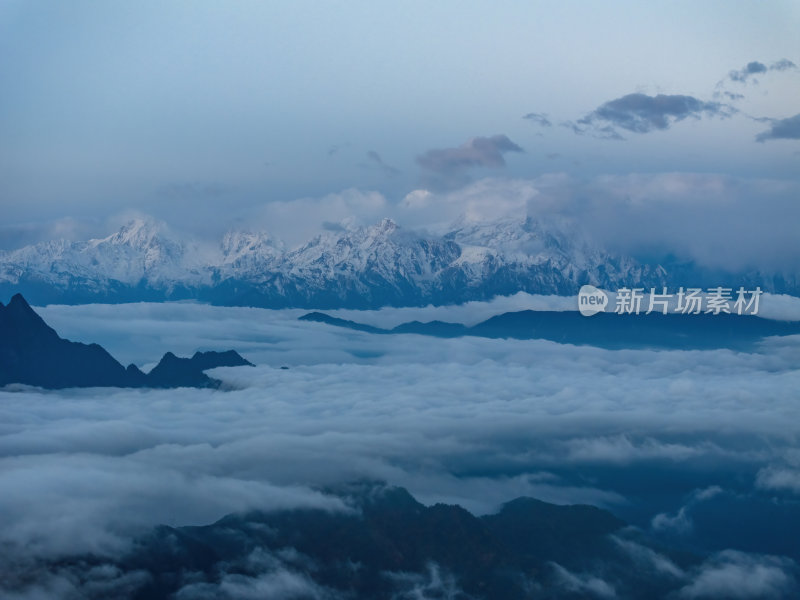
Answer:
[
  {"xmin": 218, "ymin": 230, "xmax": 283, "ymax": 277},
  {"xmin": 222, "ymin": 230, "xmax": 281, "ymax": 254},
  {"xmin": 0, "ymin": 218, "xmax": 207, "ymax": 290},
  {"xmin": 103, "ymin": 218, "xmax": 166, "ymax": 249},
  {"xmin": 346, "ymin": 218, "xmax": 403, "ymax": 252},
  {"xmin": 285, "ymin": 218, "xmax": 459, "ymax": 280},
  {"xmin": 372, "ymin": 217, "xmax": 399, "ymax": 235},
  {"xmin": 220, "ymin": 230, "xmax": 283, "ymax": 261},
  {"xmin": 85, "ymin": 218, "xmax": 191, "ymax": 282},
  {"xmin": 99, "ymin": 218, "xmax": 184, "ymax": 259},
  {"xmin": 0, "ymin": 214, "xmax": 795, "ymax": 307},
  {"xmin": 446, "ymin": 214, "xmax": 575, "ymax": 266},
  {"xmin": 447, "ymin": 215, "xmax": 532, "ymax": 249}
]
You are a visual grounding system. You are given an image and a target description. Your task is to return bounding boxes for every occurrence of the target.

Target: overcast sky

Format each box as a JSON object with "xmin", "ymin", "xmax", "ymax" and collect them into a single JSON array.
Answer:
[{"xmin": 1, "ymin": 1, "xmax": 799, "ymax": 248}]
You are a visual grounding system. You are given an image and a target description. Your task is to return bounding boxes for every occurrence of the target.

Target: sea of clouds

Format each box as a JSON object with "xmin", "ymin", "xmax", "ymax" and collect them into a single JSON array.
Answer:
[{"xmin": 2, "ymin": 296, "xmax": 800, "ymax": 597}]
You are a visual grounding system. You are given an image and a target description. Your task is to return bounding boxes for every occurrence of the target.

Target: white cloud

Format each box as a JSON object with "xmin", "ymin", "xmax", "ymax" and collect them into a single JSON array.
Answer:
[
  {"xmin": 7, "ymin": 173, "xmax": 800, "ymax": 279},
  {"xmin": 252, "ymin": 188, "xmax": 391, "ymax": 249},
  {"xmin": 176, "ymin": 569, "xmax": 338, "ymax": 600},
  {"xmin": 612, "ymin": 536, "xmax": 684, "ymax": 579},
  {"xmin": 652, "ymin": 506, "xmax": 694, "ymax": 536},
  {"xmin": 562, "ymin": 435, "xmax": 711, "ymax": 465},
  {"xmin": 651, "ymin": 486, "xmax": 724, "ymax": 536},
  {"xmin": 550, "ymin": 563, "xmax": 617, "ymax": 598},
  {"xmin": 756, "ymin": 466, "xmax": 800, "ymax": 495},
  {"xmin": 2, "ymin": 300, "xmax": 800, "ymax": 581},
  {"xmin": 679, "ymin": 551, "xmax": 796, "ymax": 599},
  {"xmin": 0, "ymin": 565, "xmax": 151, "ymax": 600},
  {"xmin": 397, "ymin": 177, "xmax": 537, "ymax": 232},
  {"xmin": 396, "ymin": 173, "xmax": 800, "ymax": 274},
  {"xmin": 385, "ymin": 563, "xmax": 467, "ymax": 600}
]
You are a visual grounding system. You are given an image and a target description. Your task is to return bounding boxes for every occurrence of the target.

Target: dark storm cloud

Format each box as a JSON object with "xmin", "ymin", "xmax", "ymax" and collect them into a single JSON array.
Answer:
[
  {"xmin": 523, "ymin": 112, "xmax": 553, "ymax": 127},
  {"xmin": 756, "ymin": 113, "xmax": 800, "ymax": 142},
  {"xmin": 571, "ymin": 93, "xmax": 732, "ymax": 139},
  {"xmin": 416, "ymin": 135, "xmax": 523, "ymax": 189}
]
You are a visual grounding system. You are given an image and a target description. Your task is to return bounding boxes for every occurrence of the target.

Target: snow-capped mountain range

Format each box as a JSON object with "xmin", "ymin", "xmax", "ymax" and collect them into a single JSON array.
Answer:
[{"xmin": 0, "ymin": 216, "xmax": 795, "ymax": 307}]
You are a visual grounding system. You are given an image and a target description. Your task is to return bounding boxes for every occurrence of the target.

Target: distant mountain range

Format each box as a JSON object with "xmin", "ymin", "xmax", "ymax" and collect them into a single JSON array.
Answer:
[
  {"xmin": 300, "ymin": 309, "xmax": 800, "ymax": 351},
  {"xmin": 1, "ymin": 216, "xmax": 796, "ymax": 308},
  {"xmin": 0, "ymin": 293, "xmax": 252, "ymax": 389},
  {"xmin": 15, "ymin": 481, "xmax": 713, "ymax": 600}
]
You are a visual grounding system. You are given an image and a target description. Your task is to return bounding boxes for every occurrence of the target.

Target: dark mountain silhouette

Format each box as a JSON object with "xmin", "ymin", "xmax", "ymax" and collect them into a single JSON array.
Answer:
[
  {"xmin": 300, "ymin": 309, "xmax": 800, "ymax": 350},
  {"xmin": 299, "ymin": 312, "xmax": 387, "ymax": 334},
  {"xmin": 0, "ymin": 293, "xmax": 252, "ymax": 389},
  {"xmin": 146, "ymin": 350, "xmax": 253, "ymax": 388},
  {"xmin": 68, "ymin": 482, "xmax": 699, "ymax": 600},
  {"xmin": 0, "ymin": 293, "xmax": 134, "ymax": 388}
]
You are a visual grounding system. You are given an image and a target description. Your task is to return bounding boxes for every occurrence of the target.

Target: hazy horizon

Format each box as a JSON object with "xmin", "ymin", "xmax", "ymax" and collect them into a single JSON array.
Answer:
[{"xmin": 2, "ymin": 2, "xmax": 800, "ymax": 274}]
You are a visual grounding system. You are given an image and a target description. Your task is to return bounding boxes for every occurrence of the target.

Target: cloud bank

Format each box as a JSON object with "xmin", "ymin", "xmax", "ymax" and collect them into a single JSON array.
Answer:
[{"xmin": 1, "ymin": 301, "xmax": 799, "ymax": 595}]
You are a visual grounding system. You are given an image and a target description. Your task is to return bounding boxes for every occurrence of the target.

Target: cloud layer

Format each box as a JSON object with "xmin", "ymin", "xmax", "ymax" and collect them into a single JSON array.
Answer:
[{"xmin": 2, "ymin": 300, "xmax": 800, "ymax": 595}]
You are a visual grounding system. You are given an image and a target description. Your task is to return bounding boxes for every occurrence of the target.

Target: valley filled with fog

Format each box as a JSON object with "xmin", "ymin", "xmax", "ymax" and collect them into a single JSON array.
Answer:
[{"xmin": 2, "ymin": 298, "xmax": 800, "ymax": 597}]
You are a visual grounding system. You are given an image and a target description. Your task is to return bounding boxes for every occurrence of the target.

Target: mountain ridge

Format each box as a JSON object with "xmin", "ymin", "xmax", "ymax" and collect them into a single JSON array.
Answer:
[
  {"xmin": 299, "ymin": 308, "xmax": 800, "ymax": 350},
  {"xmin": 0, "ymin": 293, "xmax": 253, "ymax": 389},
  {"xmin": 19, "ymin": 482, "xmax": 706, "ymax": 600},
  {"xmin": 2, "ymin": 216, "xmax": 797, "ymax": 308}
]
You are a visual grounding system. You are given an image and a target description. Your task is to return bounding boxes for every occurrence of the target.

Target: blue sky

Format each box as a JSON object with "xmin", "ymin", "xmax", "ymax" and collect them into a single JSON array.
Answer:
[{"xmin": 1, "ymin": 1, "xmax": 799, "ymax": 247}]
